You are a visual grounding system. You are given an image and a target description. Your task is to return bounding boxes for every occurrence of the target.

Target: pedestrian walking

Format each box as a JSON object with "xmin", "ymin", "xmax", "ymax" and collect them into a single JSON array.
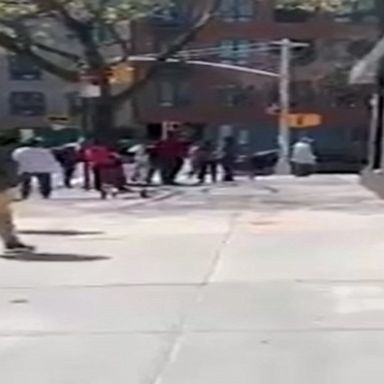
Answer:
[
  {"xmin": 12, "ymin": 138, "xmax": 60, "ymax": 199},
  {"xmin": 85, "ymin": 144, "xmax": 127, "ymax": 199},
  {"xmin": 291, "ymin": 137, "xmax": 316, "ymax": 177},
  {"xmin": 53, "ymin": 143, "xmax": 79, "ymax": 188},
  {"xmin": 196, "ymin": 141, "xmax": 218, "ymax": 184},
  {"xmin": 0, "ymin": 131, "xmax": 34, "ymax": 253},
  {"xmin": 220, "ymin": 136, "xmax": 237, "ymax": 182},
  {"xmin": 84, "ymin": 144, "xmax": 113, "ymax": 192},
  {"xmin": 156, "ymin": 131, "xmax": 187, "ymax": 185},
  {"xmin": 187, "ymin": 143, "xmax": 200, "ymax": 179},
  {"xmin": 132, "ymin": 144, "xmax": 151, "ymax": 183},
  {"xmin": 146, "ymin": 143, "xmax": 160, "ymax": 185}
]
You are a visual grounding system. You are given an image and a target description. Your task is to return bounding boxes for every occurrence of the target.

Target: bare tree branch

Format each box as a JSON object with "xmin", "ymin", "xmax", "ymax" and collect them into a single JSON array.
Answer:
[
  {"xmin": 113, "ymin": 0, "xmax": 221, "ymax": 105},
  {"xmin": 32, "ymin": 41, "xmax": 80, "ymax": 61},
  {"xmin": 105, "ymin": 23, "xmax": 131, "ymax": 62},
  {"xmin": 0, "ymin": 30, "xmax": 78, "ymax": 81}
]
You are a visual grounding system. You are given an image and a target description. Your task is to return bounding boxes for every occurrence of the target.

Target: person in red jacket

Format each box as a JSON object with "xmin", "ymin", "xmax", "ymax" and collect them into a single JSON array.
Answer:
[
  {"xmin": 84, "ymin": 144, "xmax": 112, "ymax": 191},
  {"xmin": 84, "ymin": 144, "xmax": 126, "ymax": 194},
  {"xmin": 156, "ymin": 131, "xmax": 187, "ymax": 185}
]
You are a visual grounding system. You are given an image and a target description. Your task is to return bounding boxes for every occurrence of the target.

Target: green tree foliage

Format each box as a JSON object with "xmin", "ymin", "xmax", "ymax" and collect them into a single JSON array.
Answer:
[{"xmin": 275, "ymin": 0, "xmax": 343, "ymax": 11}]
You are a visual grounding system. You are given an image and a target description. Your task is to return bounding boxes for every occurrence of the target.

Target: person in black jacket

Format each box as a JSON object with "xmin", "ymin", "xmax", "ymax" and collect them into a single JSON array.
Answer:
[
  {"xmin": 0, "ymin": 131, "xmax": 34, "ymax": 252},
  {"xmin": 53, "ymin": 143, "xmax": 79, "ymax": 188},
  {"xmin": 221, "ymin": 136, "xmax": 237, "ymax": 182}
]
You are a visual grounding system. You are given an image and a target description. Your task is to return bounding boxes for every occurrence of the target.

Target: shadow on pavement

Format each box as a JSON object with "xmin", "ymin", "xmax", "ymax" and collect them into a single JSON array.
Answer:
[
  {"xmin": 1, "ymin": 253, "xmax": 109, "ymax": 262},
  {"xmin": 19, "ymin": 230, "xmax": 104, "ymax": 236}
]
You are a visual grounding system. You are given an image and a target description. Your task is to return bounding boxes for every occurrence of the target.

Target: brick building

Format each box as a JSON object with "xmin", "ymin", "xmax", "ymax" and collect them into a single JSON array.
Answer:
[{"xmin": 132, "ymin": 0, "xmax": 378, "ymax": 168}]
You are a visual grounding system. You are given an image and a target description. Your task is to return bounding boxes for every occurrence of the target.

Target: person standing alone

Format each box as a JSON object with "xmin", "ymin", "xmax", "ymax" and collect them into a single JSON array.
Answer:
[
  {"xmin": 13, "ymin": 138, "xmax": 59, "ymax": 199},
  {"xmin": 291, "ymin": 137, "xmax": 316, "ymax": 177},
  {"xmin": 0, "ymin": 131, "xmax": 34, "ymax": 252}
]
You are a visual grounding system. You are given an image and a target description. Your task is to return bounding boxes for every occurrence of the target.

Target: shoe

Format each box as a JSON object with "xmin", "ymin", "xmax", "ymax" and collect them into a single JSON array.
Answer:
[{"xmin": 5, "ymin": 243, "xmax": 35, "ymax": 252}]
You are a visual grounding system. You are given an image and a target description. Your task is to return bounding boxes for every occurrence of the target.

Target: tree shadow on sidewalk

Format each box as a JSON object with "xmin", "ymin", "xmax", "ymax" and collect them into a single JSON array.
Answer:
[
  {"xmin": 1, "ymin": 252, "xmax": 109, "ymax": 262},
  {"xmin": 19, "ymin": 230, "xmax": 104, "ymax": 237}
]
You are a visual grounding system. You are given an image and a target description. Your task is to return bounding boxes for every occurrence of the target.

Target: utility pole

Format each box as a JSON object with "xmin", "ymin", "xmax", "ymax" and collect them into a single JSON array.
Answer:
[
  {"xmin": 276, "ymin": 38, "xmax": 292, "ymax": 175},
  {"xmin": 128, "ymin": 39, "xmax": 308, "ymax": 176}
]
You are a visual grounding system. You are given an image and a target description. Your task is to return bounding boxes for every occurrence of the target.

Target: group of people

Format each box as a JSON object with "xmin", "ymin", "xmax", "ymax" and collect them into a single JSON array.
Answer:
[
  {"xmin": 0, "ymin": 128, "xmax": 318, "ymax": 252},
  {"xmin": 75, "ymin": 132, "xmax": 240, "ymax": 193},
  {"xmin": 2, "ymin": 132, "xmax": 317, "ymax": 200},
  {"xmin": 188, "ymin": 137, "xmax": 237, "ymax": 183}
]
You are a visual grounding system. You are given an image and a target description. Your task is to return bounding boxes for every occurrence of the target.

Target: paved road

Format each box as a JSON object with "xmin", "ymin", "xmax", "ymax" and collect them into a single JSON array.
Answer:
[{"xmin": 2, "ymin": 175, "xmax": 384, "ymax": 383}]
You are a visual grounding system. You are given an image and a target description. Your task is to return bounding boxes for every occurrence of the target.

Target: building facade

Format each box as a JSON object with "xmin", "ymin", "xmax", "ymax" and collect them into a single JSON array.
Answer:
[
  {"xmin": 133, "ymin": 0, "xmax": 378, "ymax": 169},
  {"xmin": 0, "ymin": 20, "xmax": 134, "ymax": 144}
]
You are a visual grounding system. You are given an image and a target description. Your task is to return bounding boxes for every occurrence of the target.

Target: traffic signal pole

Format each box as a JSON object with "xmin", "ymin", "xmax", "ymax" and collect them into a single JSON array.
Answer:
[
  {"xmin": 123, "ymin": 39, "xmax": 308, "ymax": 174},
  {"xmin": 276, "ymin": 38, "xmax": 292, "ymax": 175}
]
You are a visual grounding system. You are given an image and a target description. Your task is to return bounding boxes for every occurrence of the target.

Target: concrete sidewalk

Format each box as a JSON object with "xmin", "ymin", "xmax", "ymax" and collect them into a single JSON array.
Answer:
[{"xmin": 2, "ymin": 175, "xmax": 384, "ymax": 383}]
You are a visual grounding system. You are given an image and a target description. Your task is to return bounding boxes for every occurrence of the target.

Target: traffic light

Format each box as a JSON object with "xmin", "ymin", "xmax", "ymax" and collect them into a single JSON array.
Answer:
[{"xmin": 109, "ymin": 64, "xmax": 135, "ymax": 84}]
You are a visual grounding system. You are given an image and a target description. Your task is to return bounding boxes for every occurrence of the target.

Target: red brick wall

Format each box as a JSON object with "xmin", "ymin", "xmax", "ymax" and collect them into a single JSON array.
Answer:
[{"xmin": 132, "ymin": 0, "xmax": 376, "ymax": 129}]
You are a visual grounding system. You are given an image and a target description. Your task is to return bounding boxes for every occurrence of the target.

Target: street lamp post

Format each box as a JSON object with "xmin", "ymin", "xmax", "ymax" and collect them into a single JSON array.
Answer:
[
  {"xmin": 125, "ymin": 39, "xmax": 308, "ymax": 174},
  {"xmin": 276, "ymin": 38, "xmax": 292, "ymax": 175}
]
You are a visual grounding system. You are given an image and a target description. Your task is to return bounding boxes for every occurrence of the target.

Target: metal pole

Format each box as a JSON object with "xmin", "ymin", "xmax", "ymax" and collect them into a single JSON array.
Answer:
[
  {"xmin": 81, "ymin": 97, "xmax": 91, "ymax": 190},
  {"xmin": 276, "ymin": 38, "xmax": 291, "ymax": 175},
  {"xmin": 368, "ymin": 94, "xmax": 379, "ymax": 170}
]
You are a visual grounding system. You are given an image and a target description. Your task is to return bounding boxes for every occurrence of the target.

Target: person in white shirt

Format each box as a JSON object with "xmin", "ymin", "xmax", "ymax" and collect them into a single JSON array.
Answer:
[
  {"xmin": 291, "ymin": 137, "xmax": 316, "ymax": 177},
  {"xmin": 12, "ymin": 137, "xmax": 60, "ymax": 199}
]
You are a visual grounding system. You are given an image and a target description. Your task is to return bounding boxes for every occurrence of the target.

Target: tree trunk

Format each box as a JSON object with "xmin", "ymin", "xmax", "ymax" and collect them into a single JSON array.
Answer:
[
  {"xmin": 93, "ymin": 98, "xmax": 114, "ymax": 144},
  {"xmin": 92, "ymin": 75, "xmax": 115, "ymax": 144}
]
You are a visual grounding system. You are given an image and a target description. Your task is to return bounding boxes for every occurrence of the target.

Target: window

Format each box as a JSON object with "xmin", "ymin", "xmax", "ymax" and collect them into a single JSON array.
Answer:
[
  {"xmin": 9, "ymin": 92, "xmax": 46, "ymax": 116},
  {"xmin": 218, "ymin": 39, "xmax": 254, "ymax": 65},
  {"xmin": 157, "ymin": 80, "xmax": 191, "ymax": 107},
  {"xmin": 333, "ymin": 0, "xmax": 376, "ymax": 23},
  {"xmin": 219, "ymin": 0, "xmax": 256, "ymax": 22},
  {"xmin": 291, "ymin": 81, "xmax": 316, "ymax": 107},
  {"xmin": 94, "ymin": 24, "xmax": 114, "ymax": 44},
  {"xmin": 8, "ymin": 54, "xmax": 42, "ymax": 80},
  {"xmin": 154, "ymin": 1, "xmax": 188, "ymax": 24},
  {"xmin": 291, "ymin": 40, "xmax": 317, "ymax": 66},
  {"xmin": 274, "ymin": 1, "xmax": 314, "ymax": 23},
  {"xmin": 66, "ymin": 92, "xmax": 82, "ymax": 115},
  {"xmin": 322, "ymin": 39, "xmax": 373, "ymax": 64},
  {"xmin": 216, "ymin": 84, "xmax": 254, "ymax": 107}
]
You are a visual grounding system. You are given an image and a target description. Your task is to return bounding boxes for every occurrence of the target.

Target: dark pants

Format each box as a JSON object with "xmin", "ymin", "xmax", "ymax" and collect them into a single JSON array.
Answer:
[
  {"xmin": 21, "ymin": 173, "xmax": 52, "ymax": 199},
  {"xmin": 198, "ymin": 161, "xmax": 218, "ymax": 183},
  {"xmin": 93, "ymin": 167, "xmax": 102, "ymax": 191},
  {"xmin": 170, "ymin": 157, "xmax": 184, "ymax": 183},
  {"xmin": 93, "ymin": 165, "xmax": 126, "ymax": 191},
  {"xmin": 292, "ymin": 163, "xmax": 314, "ymax": 177},
  {"xmin": 222, "ymin": 160, "xmax": 235, "ymax": 182},
  {"xmin": 63, "ymin": 166, "xmax": 75, "ymax": 188},
  {"xmin": 160, "ymin": 157, "xmax": 183, "ymax": 185}
]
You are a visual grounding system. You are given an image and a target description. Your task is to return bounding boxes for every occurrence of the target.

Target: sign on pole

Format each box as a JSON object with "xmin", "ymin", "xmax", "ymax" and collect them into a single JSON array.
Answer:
[
  {"xmin": 286, "ymin": 113, "xmax": 322, "ymax": 128},
  {"xmin": 109, "ymin": 64, "xmax": 134, "ymax": 84}
]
